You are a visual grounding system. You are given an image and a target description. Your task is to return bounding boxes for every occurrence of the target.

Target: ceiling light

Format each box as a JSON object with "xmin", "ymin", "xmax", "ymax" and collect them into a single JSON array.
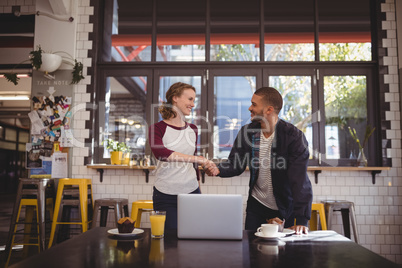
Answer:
[
  {"xmin": 0, "ymin": 95, "xmax": 30, "ymax": 100},
  {"xmin": 0, "ymin": 74, "xmax": 30, "ymax": 78}
]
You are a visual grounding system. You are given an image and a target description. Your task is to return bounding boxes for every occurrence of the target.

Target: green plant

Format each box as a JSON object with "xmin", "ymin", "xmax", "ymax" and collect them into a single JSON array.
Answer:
[
  {"xmin": 102, "ymin": 138, "xmax": 131, "ymax": 152},
  {"xmin": 3, "ymin": 45, "xmax": 84, "ymax": 85},
  {"xmin": 348, "ymin": 125, "xmax": 376, "ymax": 150}
]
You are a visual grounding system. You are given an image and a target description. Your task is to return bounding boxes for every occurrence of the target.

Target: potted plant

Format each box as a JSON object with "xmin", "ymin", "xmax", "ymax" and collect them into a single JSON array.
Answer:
[
  {"xmin": 3, "ymin": 45, "xmax": 84, "ymax": 85},
  {"xmin": 103, "ymin": 138, "xmax": 131, "ymax": 165}
]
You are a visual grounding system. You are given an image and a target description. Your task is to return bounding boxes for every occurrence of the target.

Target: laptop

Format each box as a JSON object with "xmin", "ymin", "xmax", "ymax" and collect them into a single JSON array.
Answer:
[{"xmin": 177, "ymin": 194, "xmax": 243, "ymax": 240}]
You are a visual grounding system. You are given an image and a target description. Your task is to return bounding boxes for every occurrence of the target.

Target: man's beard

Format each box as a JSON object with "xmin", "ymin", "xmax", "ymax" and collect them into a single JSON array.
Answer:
[{"xmin": 251, "ymin": 112, "xmax": 264, "ymax": 122}]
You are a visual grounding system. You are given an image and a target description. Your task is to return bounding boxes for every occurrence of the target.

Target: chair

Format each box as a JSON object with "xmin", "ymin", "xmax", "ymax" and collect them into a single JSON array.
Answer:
[
  {"xmin": 322, "ymin": 200, "xmax": 359, "ymax": 243},
  {"xmin": 310, "ymin": 203, "xmax": 327, "ymax": 230},
  {"xmin": 48, "ymin": 178, "xmax": 93, "ymax": 248},
  {"xmin": 131, "ymin": 200, "xmax": 153, "ymax": 228},
  {"xmin": 92, "ymin": 198, "xmax": 129, "ymax": 228},
  {"xmin": 4, "ymin": 178, "xmax": 55, "ymax": 266}
]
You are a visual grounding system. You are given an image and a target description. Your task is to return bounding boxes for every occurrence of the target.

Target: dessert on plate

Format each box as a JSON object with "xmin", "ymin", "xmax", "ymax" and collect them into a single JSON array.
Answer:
[{"xmin": 117, "ymin": 217, "xmax": 136, "ymax": 233}]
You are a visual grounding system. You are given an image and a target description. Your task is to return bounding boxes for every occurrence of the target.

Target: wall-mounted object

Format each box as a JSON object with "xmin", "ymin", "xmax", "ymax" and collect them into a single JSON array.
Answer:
[{"xmin": 3, "ymin": 45, "xmax": 84, "ymax": 85}]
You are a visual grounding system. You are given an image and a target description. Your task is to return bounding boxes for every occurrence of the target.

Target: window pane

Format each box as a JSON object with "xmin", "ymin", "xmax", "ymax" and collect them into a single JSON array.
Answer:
[
  {"xmin": 319, "ymin": 0, "xmax": 371, "ymax": 61},
  {"xmin": 210, "ymin": 0, "xmax": 260, "ymax": 61},
  {"xmin": 269, "ymin": 76, "xmax": 313, "ymax": 158},
  {"xmin": 324, "ymin": 76, "xmax": 367, "ymax": 160},
  {"xmin": 107, "ymin": 0, "xmax": 153, "ymax": 62},
  {"xmin": 103, "ymin": 76, "xmax": 148, "ymax": 158},
  {"xmin": 19, "ymin": 131, "xmax": 30, "ymax": 143},
  {"xmin": 265, "ymin": 0, "xmax": 315, "ymax": 61},
  {"xmin": 156, "ymin": 0, "xmax": 205, "ymax": 61},
  {"xmin": 5, "ymin": 128, "xmax": 17, "ymax": 141},
  {"xmin": 213, "ymin": 76, "xmax": 256, "ymax": 158},
  {"xmin": 158, "ymin": 76, "xmax": 202, "ymax": 152}
]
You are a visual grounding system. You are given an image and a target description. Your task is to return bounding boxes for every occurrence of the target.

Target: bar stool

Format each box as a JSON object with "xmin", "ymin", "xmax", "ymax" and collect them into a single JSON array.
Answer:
[
  {"xmin": 48, "ymin": 178, "xmax": 93, "ymax": 248},
  {"xmin": 310, "ymin": 203, "xmax": 327, "ymax": 230},
  {"xmin": 131, "ymin": 200, "xmax": 153, "ymax": 228},
  {"xmin": 92, "ymin": 198, "xmax": 129, "ymax": 228},
  {"xmin": 4, "ymin": 178, "xmax": 55, "ymax": 266},
  {"xmin": 322, "ymin": 200, "xmax": 359, "ymax": 243}
]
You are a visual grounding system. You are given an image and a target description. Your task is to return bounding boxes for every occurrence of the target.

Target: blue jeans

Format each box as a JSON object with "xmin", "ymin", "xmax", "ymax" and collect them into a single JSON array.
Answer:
[
  {"xmin": 245, "ymin": 196, "xmax": 283, "ymax": 231},
  {"xmin": 152, "ymin": 187, "xmax": 201, "ymax": 229}
]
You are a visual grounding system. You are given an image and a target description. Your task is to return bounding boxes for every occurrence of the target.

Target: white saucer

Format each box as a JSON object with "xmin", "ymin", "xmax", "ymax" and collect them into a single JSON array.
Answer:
[
  {"xmin": 254, "ymin": 228, "xmax": 295, "ymax": 240},
  {"xmin": 107, "ymin": 228, "xmax": 144, "ymax": 236}
]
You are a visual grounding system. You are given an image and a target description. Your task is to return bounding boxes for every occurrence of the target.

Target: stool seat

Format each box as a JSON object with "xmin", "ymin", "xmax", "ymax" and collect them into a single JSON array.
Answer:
[
  {"xmin": 4, "ymin": 178, "xmax": 55, "ymax": 266},
  {"xmin": 92, "ymin": 198, "xmax": 129, "ymax": 228},
  {"xmin": 48, "ymin": 178, "xmax": 93, "ymax": 248},
  {"xmin": 322, "ymin": 200, "xmax": 359, "ymax": 243},
  {"xmin": 131, "ymin": 200, "xmax": 153, "ymax": 228},
  {"xmin": 310, "ymin": 203, "xmax": 327, "ymax": 230}
]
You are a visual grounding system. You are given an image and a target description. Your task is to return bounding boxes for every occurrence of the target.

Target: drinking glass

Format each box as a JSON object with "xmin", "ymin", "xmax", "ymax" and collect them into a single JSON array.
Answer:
[{"xmin": 150, "ymin": 211, "xmax": 166, "ymax": 238}]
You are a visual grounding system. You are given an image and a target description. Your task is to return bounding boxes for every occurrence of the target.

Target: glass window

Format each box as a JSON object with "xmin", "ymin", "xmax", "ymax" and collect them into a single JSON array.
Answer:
[
  {"xmin": 107, "ymin": 0, "xmax": 153, "ymax": 62},
  {"xmin": 265, "ymin": 0, "xmax": 315, "ymax": 61},
  {"xmin": 318, "ymin": 0, "xmax": 371, "ymax": 61},
  {"xmin": 269, "ymin": 76, "xmax": 313, "ymax": 157},
  {"xmin": 213, "ymin": 76, "xmax": 256, "ymax": 159},
  {"xmin": 324, "ymin": 75, "xmax": 367, "ymax": 160},
  {"xmin": 19, "ymin": 131, "xmax": 30, "ymax": 143},
  {"xmin": 5, "ymin": 128, "xmax": 17, "ymax": 142},
  {"xmin": 156, "ymin": 0, "xmax": 206, "ymax": 61},
  {"xmin": 210, "ymin": 0, "xmax": 260, "ymax": 61},
  {"xmin": 103, "ymin": 76, "xmax": 148, "ymax": 158}
]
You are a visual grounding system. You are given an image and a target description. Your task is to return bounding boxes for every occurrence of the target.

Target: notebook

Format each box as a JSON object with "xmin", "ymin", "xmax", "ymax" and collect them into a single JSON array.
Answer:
[{"xmin": 177, "ymin": 194, "xmax": 243, "ymax": 240}]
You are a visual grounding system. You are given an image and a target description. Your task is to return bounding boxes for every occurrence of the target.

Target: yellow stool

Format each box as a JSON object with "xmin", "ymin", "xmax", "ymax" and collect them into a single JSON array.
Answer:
[
  {"xmin": 5, "ymin": 198, "xmax": 54, "ymax": 266},
  {"xmin": 131, "ymin": 200, "xmax": 153, "ymax": 228},
  {"xmin": 48, "ymin": 178, "xmax": 93, "ymax": 248},
  {"xmin": 310, "ymin": 203, "xmax": 327, "ymax": 230}
]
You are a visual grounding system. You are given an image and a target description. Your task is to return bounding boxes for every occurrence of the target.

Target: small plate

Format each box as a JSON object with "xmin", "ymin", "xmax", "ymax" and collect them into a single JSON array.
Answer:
[
  {"xmin": 107, "ymin": 228, "xmax": 144, "ymax": 236},
  {"xmin": 255, "ymin": 228, "xmax": 295, "ymax": 240}
]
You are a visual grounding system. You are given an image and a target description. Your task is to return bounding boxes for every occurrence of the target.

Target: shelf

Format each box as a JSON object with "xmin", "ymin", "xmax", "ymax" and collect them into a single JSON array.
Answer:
[
  {"xmin": 307, "ymin": 166, "xmax": 391, "ymax": 184},
  {"xmin": 87, "ymin": 164, "xmax": 156, "ymax": 183},
  {"xmin": 87, "ymin": 165, "xmax": 390, "ymax": 185}
]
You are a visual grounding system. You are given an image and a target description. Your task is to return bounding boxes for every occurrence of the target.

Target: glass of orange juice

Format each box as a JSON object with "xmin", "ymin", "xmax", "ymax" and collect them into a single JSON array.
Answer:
[{"xmin": 150, "ymin": 211, "xmax": 166, "ymax": 238}]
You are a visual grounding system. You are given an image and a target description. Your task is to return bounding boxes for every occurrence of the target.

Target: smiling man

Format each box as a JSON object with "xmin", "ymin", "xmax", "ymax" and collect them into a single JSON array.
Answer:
[{"xmin": 204, "ymin": 87, "xmax": 313, "ymax": 234}]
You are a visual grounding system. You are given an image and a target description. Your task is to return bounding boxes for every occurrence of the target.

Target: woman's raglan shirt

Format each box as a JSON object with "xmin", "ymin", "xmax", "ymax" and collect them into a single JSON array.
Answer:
[{"xmin": 149, "ymin": 121, "xmax": 199, "ymax": 195}]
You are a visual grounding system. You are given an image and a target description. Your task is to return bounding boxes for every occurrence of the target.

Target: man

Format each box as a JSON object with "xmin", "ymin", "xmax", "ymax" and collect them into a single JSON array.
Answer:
[{"xmin": 204, "ymin": 87, "xmax": 312, "ymax": 234}]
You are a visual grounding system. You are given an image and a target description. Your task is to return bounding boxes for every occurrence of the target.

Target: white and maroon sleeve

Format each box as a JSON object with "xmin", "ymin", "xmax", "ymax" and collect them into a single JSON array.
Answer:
[{"xmin": 149, "ymin": 122, "xmax": 174, "ymax": 161}]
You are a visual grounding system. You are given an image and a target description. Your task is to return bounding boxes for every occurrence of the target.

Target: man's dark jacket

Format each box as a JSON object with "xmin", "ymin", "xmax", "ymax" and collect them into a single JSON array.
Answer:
[{"xmin": 218, "ymin": 119, "xmax": 312, "ymax": 226}]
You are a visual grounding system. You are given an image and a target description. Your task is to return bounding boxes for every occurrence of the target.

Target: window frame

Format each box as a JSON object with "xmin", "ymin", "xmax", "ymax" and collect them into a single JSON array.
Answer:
[{"xmin": 89, "ymin": 0, "xmax": 385, "ymax": 167}]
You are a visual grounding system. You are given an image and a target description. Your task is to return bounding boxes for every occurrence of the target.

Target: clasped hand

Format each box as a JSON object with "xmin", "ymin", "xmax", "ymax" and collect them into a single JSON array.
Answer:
[{"xmin": 200, "ymin": 158, "xmax": 220, "ymax": 176}]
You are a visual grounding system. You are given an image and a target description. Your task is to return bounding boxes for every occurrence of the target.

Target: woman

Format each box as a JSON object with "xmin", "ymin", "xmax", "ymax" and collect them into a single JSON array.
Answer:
[{"xmin": 149, "ymin": 82, "xmax": 210, "ymax": 229}]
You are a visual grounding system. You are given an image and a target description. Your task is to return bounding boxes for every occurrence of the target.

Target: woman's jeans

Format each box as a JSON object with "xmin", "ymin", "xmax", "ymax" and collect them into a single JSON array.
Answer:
[{"xmin": 152, "ymin": 186, "xmax": 201, "ymax": 229}]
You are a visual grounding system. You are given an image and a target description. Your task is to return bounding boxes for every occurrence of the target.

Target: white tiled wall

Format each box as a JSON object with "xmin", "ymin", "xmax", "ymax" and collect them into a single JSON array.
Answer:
[{"xmin": 64, "ymin": 0, "xmax": 402, "ymax": 265}]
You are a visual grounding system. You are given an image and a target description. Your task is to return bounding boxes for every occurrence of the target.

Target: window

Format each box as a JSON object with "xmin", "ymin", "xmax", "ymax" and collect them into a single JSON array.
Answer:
[{"xmin": 93, "ymin": 0, "xmax": 381, "ymax": 166}]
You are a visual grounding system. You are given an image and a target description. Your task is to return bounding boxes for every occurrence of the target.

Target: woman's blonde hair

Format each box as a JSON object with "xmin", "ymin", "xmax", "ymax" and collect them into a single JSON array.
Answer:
[{"xmin": 159, "ymin": 82, "xmax": 196, "ymax": 119}]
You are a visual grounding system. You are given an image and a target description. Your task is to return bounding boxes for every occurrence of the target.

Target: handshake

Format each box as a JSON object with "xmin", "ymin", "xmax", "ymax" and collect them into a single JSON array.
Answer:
[{"xmin": 198, "ymin": 156, "xmax": 220, "ymax": 176}]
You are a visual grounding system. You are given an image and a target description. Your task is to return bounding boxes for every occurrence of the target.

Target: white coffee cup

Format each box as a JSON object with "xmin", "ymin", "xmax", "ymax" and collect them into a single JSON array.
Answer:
[{"xmin": 257, "ymin": 224, "xmax": 279, "ymax": 237}]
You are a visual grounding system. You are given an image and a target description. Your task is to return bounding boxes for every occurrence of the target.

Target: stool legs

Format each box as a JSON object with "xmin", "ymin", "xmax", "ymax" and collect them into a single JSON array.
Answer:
[
  {"xmin": 310, "ymin": 204, "xmax": 327, "ymax": 231},
  {"xmin": 349, "ymin": 204, "xmax": 359, "ymax": 243},
  {"xmin": 48, "ymin": 179, "xmax": 93, "ymax": 248},
  {"xmin": 324, "ymin": 201, "xmax": 359, "ymax": 243},
  {"xmin": 92, "ymin": 199, "xmax": 129, "ymax": 228}
]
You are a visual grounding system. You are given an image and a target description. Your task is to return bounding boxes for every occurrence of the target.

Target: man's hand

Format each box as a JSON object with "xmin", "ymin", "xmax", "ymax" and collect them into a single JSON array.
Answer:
[
  {"xmin": 202, "ymin": 160, "xmax": 220, "ymax": 176},
  {"xmin": 266, "ymin": 217, "xmax": 285, "ymax": 232},
  {"xmin": 290, "ymin": 225, "xmax": 309, "ymax": 235}
]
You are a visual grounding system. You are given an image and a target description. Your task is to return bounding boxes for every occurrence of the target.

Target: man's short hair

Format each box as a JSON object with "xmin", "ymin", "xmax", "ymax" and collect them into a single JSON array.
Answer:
[{"xmin": 254, "ymin": 87, "xmax": 283, "ymax": 114}]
